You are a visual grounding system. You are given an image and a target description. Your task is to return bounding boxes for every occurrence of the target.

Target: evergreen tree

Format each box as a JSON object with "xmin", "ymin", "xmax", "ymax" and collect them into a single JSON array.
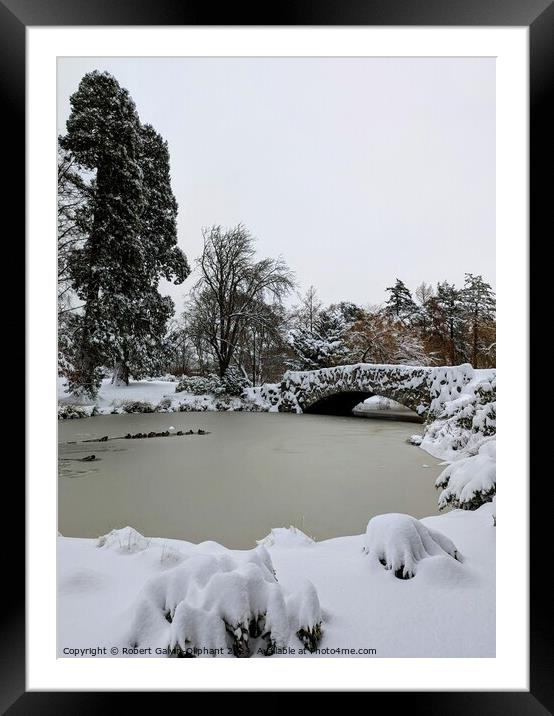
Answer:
[
  {"xmin": 434, "ymin": 281, "xmax": 466, "ymax": 364},
  {"xmin": 461, "ymin": 274, "xmax": 496, "ymax": 368},
  {"xmin": 59, "ymin": 71, "xmax": 189, "ymax": 395},
  {"xmin": 288, "ymin": 305, "xmax": 350, "ymax": 370},
  {"xmin": 385, "ymin": 279, "xmax": 417, "ymax": 321},
  {"xmin": 57, "ymin": 140, "xmax": 88, "ymax": 316}
]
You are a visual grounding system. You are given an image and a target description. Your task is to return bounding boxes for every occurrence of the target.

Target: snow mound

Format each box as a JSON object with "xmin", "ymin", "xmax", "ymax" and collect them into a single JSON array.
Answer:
[
  {"xmin": 97, "ymin": 526, "xmax": 151, "ymax": 553},
  {"xmin": 126, "ymin": 546, "xmax": 322, "ymax": 657},
  {"xmin": 435, "ymin": 440, "xmax": 496, "ymax": 510},
  {"xmin": 362, "ymin": 513, "xmax": 460, "ymax": 579},
  {"xmin": 257, "ymin": 526, "xmax": 315, "ymax": 548}
]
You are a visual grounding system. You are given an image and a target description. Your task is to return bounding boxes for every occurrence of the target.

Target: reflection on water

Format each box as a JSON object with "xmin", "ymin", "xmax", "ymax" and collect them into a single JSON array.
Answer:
[{"xmin": 58, "ymin": 411, "xmax": 442, "ymax": 549}]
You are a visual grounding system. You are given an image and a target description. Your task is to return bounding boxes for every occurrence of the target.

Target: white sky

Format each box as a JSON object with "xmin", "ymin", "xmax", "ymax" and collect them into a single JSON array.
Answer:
[{"xmin": 58, "ymin": 57, "xmax": 495, "ymax": 310}]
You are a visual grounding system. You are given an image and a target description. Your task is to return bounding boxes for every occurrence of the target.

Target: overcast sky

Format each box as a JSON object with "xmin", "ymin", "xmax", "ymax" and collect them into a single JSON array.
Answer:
[{"xmin": 58, "ymin": 57, "xmax": 495, "ymax": 310}]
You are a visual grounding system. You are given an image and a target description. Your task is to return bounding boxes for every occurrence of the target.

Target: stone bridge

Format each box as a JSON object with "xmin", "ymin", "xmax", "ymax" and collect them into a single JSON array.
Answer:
[{"xmin": 276, "ymin": 363, "xmax": 476, "ymax": 419}]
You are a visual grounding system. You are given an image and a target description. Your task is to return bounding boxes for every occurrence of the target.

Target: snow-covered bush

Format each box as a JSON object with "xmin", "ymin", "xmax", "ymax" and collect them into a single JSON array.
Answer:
[
  {"xmin": 175, "ymin": 374, "xmax": 224, "ymax": 395},
  {"xmin": 175, "ymin": 369, "xmax": 251, "ymax": 398},
  {"xmin": 435, "ymin": 439, "xmax": 496, "ymax": 510},
  {"xmin": 362, "ymin": 513, "xmax": 460, "ymax": 579},
  {"xmin": 58, "ymin": 404, "xmax": 96, "ymax": 420},
  {"xmin": 120, "ymin": 400, "xmax": 156, "ymax": 414},
  {"xmin": 156, "ymin": 397, "xmax": 172, "ymax": 411},
  {"xmin": 423, "ymin": 376, "xmax": 496, "ymax": 457},
  {"xmin": 221, "ymin": 367, "xmax": 251, "ymax": 396},
  {"xmin": 126, "ymin": 546, "xmax": 322, "ymax": 657},
  {"xmin": 286, "ymin": 580, "xmax": 322, "ymax": 652}
]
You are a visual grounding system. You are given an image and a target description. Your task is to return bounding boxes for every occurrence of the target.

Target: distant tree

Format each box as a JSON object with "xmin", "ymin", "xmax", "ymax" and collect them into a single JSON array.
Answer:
[
  {"xmin": 462, "ymin": 274, "xmax": 496, "ymax": 368},
  {"xmin": 190, "ymin": 224, "xmax": 294, "ymax": 378},
  {"xmin": 345, "ymin": 309, "xmax": 429, "ymax": 366},
  {"xmin": 432, "ymin": 281, "xmax": 466, "ymax": 364},
  {"xmin": 237, "ymin": 299, "xmax": 289, "ymax": 384},
  {"xmin": 415, "ymin": 281, "xmax": 434, "ymax": 306},
  {"xmin": 412, "ymin": 281, "xmax": 435, "ymax": 337},
  {"xmin": 287, "ymin": 305, "xmax": 351, "ymax": 370},
  {"xmin": 385, "ymin": 279, "xmax": 417, "ymax": 321},
  {"xmin": 292, "ymin": 285, "xmax": 323, "ymax": 333}
]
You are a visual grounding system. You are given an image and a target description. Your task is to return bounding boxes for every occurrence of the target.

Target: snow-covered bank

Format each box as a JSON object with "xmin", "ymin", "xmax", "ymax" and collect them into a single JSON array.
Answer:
[
  {"xmin": 58, "ymin": 504, "xmax": 495, "ymax": 658},
  {"xmin": 58, "ymin": 376, "xmax": 272, "ymax": 418}
]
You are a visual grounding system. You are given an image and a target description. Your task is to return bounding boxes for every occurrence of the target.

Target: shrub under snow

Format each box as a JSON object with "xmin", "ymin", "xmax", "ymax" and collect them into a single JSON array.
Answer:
[
  {"xmin": 119, "ymin": 400, "xmax": 156, "ymax": 414},
  {"xmin": 58, "ymin": 403, "xmax": 98, "ymax": 420},
  {"xmin": 126, "ymin": 545, "xmax": 322, "ymax": 657},
  {"xmin": 422, "ymin": 376, "xmax": 496, "ymax": 458},
  {"xmin": 362, "ymin": 513, "xmax": 460, "ymax": 579},
  {"xmin": 175, "ymin": 369, "xmax": 251, "ymax": 398},
  {"xmin": 435, "ymin": 439, "xmax": 496, "ymax": 510}
]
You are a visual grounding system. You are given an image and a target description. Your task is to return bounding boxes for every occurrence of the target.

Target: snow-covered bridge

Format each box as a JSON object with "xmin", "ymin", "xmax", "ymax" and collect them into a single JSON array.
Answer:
[{"xmin": 277, "ymin": 363, "xmax": 476, "ymax": 418}]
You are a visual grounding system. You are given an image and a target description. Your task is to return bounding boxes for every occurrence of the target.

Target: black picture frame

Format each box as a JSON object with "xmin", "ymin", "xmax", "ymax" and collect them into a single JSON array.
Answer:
[{"xmin": 7, "ymin": 0, "xmax": 551, "ymax": 709}]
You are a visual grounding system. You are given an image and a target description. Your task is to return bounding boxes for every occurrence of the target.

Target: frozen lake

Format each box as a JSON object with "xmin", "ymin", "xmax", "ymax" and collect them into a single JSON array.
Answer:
[{"xmin": 58, "ymin": 411, "xmax": 443, "ymax": 549}]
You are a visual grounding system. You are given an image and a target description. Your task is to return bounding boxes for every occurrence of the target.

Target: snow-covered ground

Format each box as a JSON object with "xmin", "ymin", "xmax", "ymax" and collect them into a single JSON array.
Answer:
[
  {"xmin": 58, "ymin": 369, "xmax": 496, "ymax": 657},
  {"xmin": 58, "ymin": 504, "xmax": 495, "ymax": 657}
]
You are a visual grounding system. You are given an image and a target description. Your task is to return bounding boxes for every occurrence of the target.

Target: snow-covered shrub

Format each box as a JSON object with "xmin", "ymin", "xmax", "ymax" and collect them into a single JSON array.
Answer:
[
  {"xmin": 58, "ymin": 404, "xmax": 94, "ymax": 420},
  {"xmin": 435, "ymin": 440, "xmax": 496, "ymax": 510},
  {"xmin": 285, "ymin": 580, "xmax": 322, "ymax": 652},
  {"xmin": 175, "ymin": 370, "xmax": 251, "ymax": 398},
  {"xmin": 127, "ymin": 547, "xmax": 322, "ymax": 657},
  {"xmin": 120, "ymin": 400, "xmax": 156, "ymax": 414},
  {"xmin": 175, "ymin": 374, "xmax": 226, "ymax": 396},
  {"xmin": 221, "ymin": 367, "xmax": 251, "ymax": 396},
  {"xmin": 156, "ymin": 397, "xmax": 172, "ymax": 411},
  {"xmin": 362, "ymin": 513, "xmax": 460, "ymax": 579},
  {"xmin": 423, "ymin": 376, "xmax": 496, "ymax": 457}
]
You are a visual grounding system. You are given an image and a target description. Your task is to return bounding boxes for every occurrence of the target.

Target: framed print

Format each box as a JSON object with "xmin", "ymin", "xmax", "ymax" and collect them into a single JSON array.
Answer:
[{"xmin": 7, "ymin": 0, "xmax": 551, "ymax": 707}]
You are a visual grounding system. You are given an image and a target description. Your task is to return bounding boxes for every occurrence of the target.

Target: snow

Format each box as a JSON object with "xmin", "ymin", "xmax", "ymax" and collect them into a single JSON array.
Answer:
[
  {"xmin": 356, "ymin": 396, "xmax": 402, "ymax": 411},
  {"xmin": 362, "ymin": 513, "xmax": 460, "ymax": 579},
  {"xmin": 58, "ymin": 507, "xmax": 494, "ymax": 657}
]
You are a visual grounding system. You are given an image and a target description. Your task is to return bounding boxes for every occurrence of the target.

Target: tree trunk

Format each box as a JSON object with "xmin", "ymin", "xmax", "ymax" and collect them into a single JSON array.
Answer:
[
  {"xmin": 112, "ymin": 361, "xmax": 130, "ymax": 386},
  {"xmin": 472, "ymin": 319, "xmax": 479, "ymax": 368}
]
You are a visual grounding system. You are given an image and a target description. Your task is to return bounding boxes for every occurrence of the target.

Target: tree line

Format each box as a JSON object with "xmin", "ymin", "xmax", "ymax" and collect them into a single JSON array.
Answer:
[{"xmin": 58, "ymin": 72, "xmax": 495, "ymax": 398}]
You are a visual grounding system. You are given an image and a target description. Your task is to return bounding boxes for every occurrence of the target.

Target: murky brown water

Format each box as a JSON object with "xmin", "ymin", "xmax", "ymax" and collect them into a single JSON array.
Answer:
[{"xmin": 58, "ymin": 412, "xmax": 443, "ymax": 549}]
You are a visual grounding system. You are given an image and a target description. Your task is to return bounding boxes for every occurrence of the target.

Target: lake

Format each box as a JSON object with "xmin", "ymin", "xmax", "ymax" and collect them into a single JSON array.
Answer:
[{"xmin": 58, "ymin": 411, "xmax": 443, "ymax": 549}]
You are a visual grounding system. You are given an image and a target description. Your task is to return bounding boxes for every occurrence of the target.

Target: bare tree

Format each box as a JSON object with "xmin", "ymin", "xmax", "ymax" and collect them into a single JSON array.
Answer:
[
  {"xmin": 415, "ymin": 281, "xmax": 434, "ymax": 306},
  {"xmin": 189, "ymin": 225, "xmax": 295, "ymax": 378},
  {"xmin": 292, "ymin": 285, "xmax": 323, "ymax": 333}
]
